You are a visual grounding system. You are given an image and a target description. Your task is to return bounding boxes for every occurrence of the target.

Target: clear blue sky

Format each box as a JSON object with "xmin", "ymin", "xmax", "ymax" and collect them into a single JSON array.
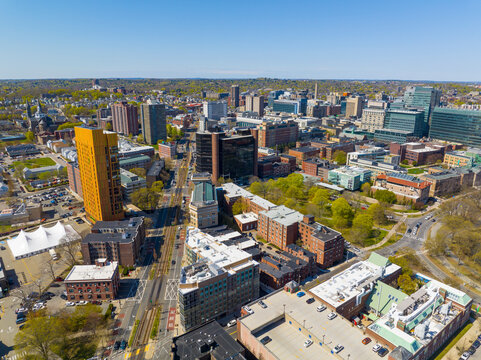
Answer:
[{"xmin": 1, "ymin": 0, "xmax": 480, "ymax": 81}]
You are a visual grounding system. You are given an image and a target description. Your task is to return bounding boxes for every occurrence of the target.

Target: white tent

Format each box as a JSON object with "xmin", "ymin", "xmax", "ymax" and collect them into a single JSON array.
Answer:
[{"xmin": 7, "ymin": 221, "xmax": 81, "ymax": 259}]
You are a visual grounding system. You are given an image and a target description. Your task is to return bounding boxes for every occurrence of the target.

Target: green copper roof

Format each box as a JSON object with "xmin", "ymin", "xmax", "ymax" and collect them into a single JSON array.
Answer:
[
  {"xmin": 368, "ymin": 252, "xmax": 390, "ymax": 268},
  {"xmin": 366, "ymin": 281, "xmax": 408, "ymax": 316},
  {"xmin": 369, "ymin": 323, "xmax": 420, "ymax": 354},
  {"xmin": 192, "ymin": 182, "xmax": 216, "ymax": 203},
  {"xmin": 405, "ymin": 296, "xmax": 443, "ymax": 331}
]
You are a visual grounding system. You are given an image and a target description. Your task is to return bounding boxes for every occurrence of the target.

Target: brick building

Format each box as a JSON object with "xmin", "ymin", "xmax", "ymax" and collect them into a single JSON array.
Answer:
[
  {"xmin": 257, "ymin": 121, "xmax": 299, "ymax": 148},
  {"xmin": 390, "ymin": 142, "xmax": 448, "ymax": 166},
  {"xmin": 66, "ymin": 161, "xmax": 83, "ymax": 198},
  {"xmin": 81, "ymin": 217, "xmax": 146, "ymax": 267},
  {"xmin": 310, "ymin": 141, "xmax": 356, "ymax": 161},
  {"xmin": 64, "ymin": 259, "xmax": 120, "ymax": 302},
  {"xmin": 373, "ymin": 173, "xmax": 431, "ymax": 205},
  {"xmin": 158, "ymin": 141, "xmax": 176, "ymax": 159},
  {"xmin": 288, "ymin": 146, "xmax": 320, "ymax": 163},
  {"xmin": 298, "ymin": 215, "xmax": 344, "ymax": 268},
  {"xmin": 420, "ymin": 170, "xmax": 461, "ymax": 197},
  {"xmin": 302, "ymin": 158, "xmax": 337, "ymax": 180},
  {"xmin": 257, "ymin": 205, "xmax": 303, "ymax": 249}
]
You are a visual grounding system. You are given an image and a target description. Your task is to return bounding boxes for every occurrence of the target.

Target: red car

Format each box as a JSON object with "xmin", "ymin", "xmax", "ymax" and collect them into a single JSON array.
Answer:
[
  {"xmin": 55, "ymin": 276, "xmax": 64, "ymax": 282},
  {"xmin": 362, "ymin": 337, "xmax": 372, "ymax": 345}
]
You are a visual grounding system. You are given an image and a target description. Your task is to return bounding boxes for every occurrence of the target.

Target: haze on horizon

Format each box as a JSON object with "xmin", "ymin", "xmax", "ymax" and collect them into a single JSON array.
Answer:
[{"xmin": 1, "ymin": 0, "xmax": 480, "ymax": 82}]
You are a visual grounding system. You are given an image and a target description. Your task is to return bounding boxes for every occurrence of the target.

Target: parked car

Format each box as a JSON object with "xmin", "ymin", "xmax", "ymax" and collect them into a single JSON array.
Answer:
[
  {"xmin": 15, "ymin": 307, "xmax": 27, "ymax": 314},
  {"xmin": 327, "ymin": 312, "xmax": 337, "ymax": 320},
  {"xmin": 296, "ymin": 291, "xmax": 305, "ymax": 298},
  {"xmin": 55, "ymin": 276, "xmax": 64, "ymax": 282},
  {"xmin": 120, "ymin": 340, "xmax": 127, "ymax": 350},
  {"xmin": 334, "ymin": 344, "xmax": 344, "ymax": 353},
  {"xmin": 306, "ymin": 298, "xmax": 315, "ymax": 304},
  {"xmin": 260, "ymin": 336, "xmax": 272, "ymax": 345},
  {"xmin": 77, "ymin": 300, "xmax": 88, "ymax": 306},
  {"xmin": 362, "ymin": 337, "xmax": 372, "ymax": 345},
  {"xmin": 378, "ymin": 347, "xmax": 389, "ymax": 357},
  {"xmin": 316, "ymin": 305, "xmax": 326, "ymax": 312},
  {"xmin": 258, "ymin": 300, "xmax": 267, "ymax": 309},
  {"xmin": 16, "ymin": 317, "xmax": 27, "ymax": 325},
  {"xmin": 60, "ymin": 294, "xmax": 67, "ymax": 300},
  {"xmin": 243, "ymin": 306, "xmax": 254, "ymax": 314},
  {"xmin": 372, "ymin": 344, "xmax": 381, "ymax": 352},
  {"xmin": 304, "ymin": 339, "xmax": 313, "ymax": 348},
  {"xmin": 65, "ymin": 301, "xmax": 76, "ymax": 307},
  {"xmin": 113, "ymin": 341, "xmax": 121, "ymax": 350},
  {"xmin": 227, "ymin": 319, "xmax": 237, "ymax": 327}
]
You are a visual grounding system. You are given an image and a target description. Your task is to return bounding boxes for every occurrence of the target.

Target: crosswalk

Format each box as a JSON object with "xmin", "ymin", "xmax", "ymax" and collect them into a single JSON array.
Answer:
[
  {"xmin": 123, "ymin": 344, "xmax": 150, "ymax": 359},
  {"xmin": 164, "ymin": 279, "xmax": 179, "ymax": 301},
  {"xmin": 4, "ymin": 352, "xmax": 26, "ymax": 360}
]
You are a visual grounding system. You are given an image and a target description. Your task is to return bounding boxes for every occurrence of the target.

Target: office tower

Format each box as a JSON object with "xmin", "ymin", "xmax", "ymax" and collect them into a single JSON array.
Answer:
[
  {"xmin": 258, "ymin": 120, "xmax": 299, "ymax": 147},
  {"xmin": 202, "ymin": 101, "xmax": 227, "ymax": 120},
  {"xmin": 267, "ymin": 90, "xmax": 284, "ymax": 107},
  {"xmin": 345, "ymin": 96, "xmax": 364, "ymax": 118},
  {"xmin": 195, "ymin": 129, "xmax": 257, "ymax": 181},
  {"xmin": 326, "ymin": 92, "xmax": 341, "ymax": 105},
  {"xmin": 245, "ymin": 95, "xmax": 264, "ymax": 116},
  {"xmin": 429, "ymin": 108, "xmax": 481, "ymax": 147},
  {"xmin": 111, "ymin": 101, "xmax": 139, "ymax": 136},
  {"xmin": 230, "ymin": 84, "xmax": 240, "ymax": 107},
  {"xmin": 245, "ymin": 95, "xmax": 254, "ymax": 112},
  {"xmin": 140, "ymin": 100, "xmax": 166, "ymax": 145},
  {"xmin": 360, "ymin": 108, "xmax": 386, "ymax": 132},
  {"xmin": 384, "ymin": 108, "xmax": 425, "ymax": 137},
  {"xmin": 75, "ymin": 127, "xmax": 124, "ymax": 222},
  {"xmin": 272, "ymin": 99, "xmax": 307, "ymax": 115},
  {"xmin": 404, "ymin": 86, "xmax": 441, "ymax": 132}
]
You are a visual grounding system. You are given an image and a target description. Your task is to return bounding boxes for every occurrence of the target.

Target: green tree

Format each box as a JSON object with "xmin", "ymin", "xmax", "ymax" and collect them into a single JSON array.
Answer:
[
  {"xmin": 352, "ymin": 213, "xmax": 374, "ymax": 243},
  {"xmin": 57, "ymin": 121, "xmax": 83, "ymax": 130},
  {"xmin": 361, "ymin": 182, "xmax": 371, "ymax": 196},
  {"xmin": 137, "ymin": 134, "xmax": 144, "ymax": 143},
  {"xmin": 38, "ymin": 171, "xmax": 53, "ymax": 181},
  {"xmin": 311, "ymin": 188, "xmax": 330, "ymax": 206},
  {"xmin": 425, "ymin": 233, "xmax": 449, "ymax": 256},
  {"xmin": 397, "ymin": 273, "xmax": 419, "ymax": 295},
  {"xmin": 401, "ymin": 159, "xmax": 409, "ymax": 165},
  {"xmin": 105, "ymin": 122, "xmax": 113, "ymax": 131},
  {"xmin": 130, "ymin": 167, "xmax": 146, "ymax": 178},
  {"xmin": 250, "ymin": 181, "xmax": 270, "ymax": 198},
  {"xmin": 131, "ymin": 188, "xmax": 160, "ymax": 211},
  {"xmin": 412, "ymin": 161, "xmax": 418, "ymax": 167},
  {"xmin": 367, "ymin": 203, "xmax": 386, "ymax": 225},
  {"xmin": 331, "ymin": 197, "xmax": 353, "ymax": 228},
  {"xmin": 151, "ymin": 180, "xmax": 164, "ymax": 192},
  {"xmin": 232, "ymin": 200, "xmax": 248, "ymax": 215},
  {"xmin": 333, "ymin": 150, "xmax": 347, "ymax": 165},
  {"xmin": 374, "ymin": 190, "xmax": 397, "ymax": 204},
  {"xmin": 25, "ymin": 131, "xmax": 35, "ymax": 142},
  {"xmin": 15, "ymin": 315, "xmax": 61, "ymax": 360}
]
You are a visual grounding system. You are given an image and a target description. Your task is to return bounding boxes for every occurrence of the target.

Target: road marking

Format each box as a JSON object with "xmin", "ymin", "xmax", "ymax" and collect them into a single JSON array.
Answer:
[
  {"xmin": 124, "ymin": 352, "xmax": 131, "ymax": 359},
  {"xmin": 145, "ymin": 344, "xmax": 150, "ymax": 352},
  {"xmin": 229, "ymin": 330, "xmax": 237, "ymax": 336},
  {"xmin": 136, "ymin": 348, "xmax": 141, "ymax": 355},
  {"xmin": 164, "ymin": 279, "xmax": 179, "ymax": 301}
]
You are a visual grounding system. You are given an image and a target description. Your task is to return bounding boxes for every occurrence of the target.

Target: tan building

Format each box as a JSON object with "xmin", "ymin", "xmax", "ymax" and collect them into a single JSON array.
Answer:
[
  {"xmin": 360, "ymin": 108, "xmax": 386, "ymax": 132},
  {"xmin": 420, "ymin": 170, "xmax": 461, "ymax": 197},
  {"xmin": 189, "ymin": 181, "xmax": 218, "ymax": 228},
  {"xmin": 444, "ymin": 151, "xmax": 474, "ymax": 168},
  {"xmin": 245, "ymin": 95, "xmax": 264, "ymax": 116},
  {"xmin": 372, "ymin": 173, "xmax": 431, "ymax": 205},
  {"xmin": 345, "ymin": 96, "xmax": 364, "ymax": 118}
]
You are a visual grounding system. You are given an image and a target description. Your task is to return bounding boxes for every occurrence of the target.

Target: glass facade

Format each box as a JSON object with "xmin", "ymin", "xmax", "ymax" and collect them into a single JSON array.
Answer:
[
  {"xmin": 384, "ymin": 109, "xmax": 425, "ymax": 137},
  {"xmin": 374, "ymin": 129, "xmax": 415, "ymax": 144},
  {"xmin": 220, "ymin": 136, "xmax": 255, "ymax": 179},
  {"xmin": 429, "ymin": 108, "xmax": 481, "ymax": 147},
  {"xmin": 403, "ymin": 86, "xmax": 441, "ymax": 134},
  {"xmin": 195, "ymin": 132, "xmax": 213, "ymax": 173}
]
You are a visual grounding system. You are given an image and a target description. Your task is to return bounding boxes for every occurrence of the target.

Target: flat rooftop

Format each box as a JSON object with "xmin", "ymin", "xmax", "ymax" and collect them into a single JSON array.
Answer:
[
  {"xmin": 259, "ymin": 205, "xmax": 304, "ymax": 227},
  {"xmin": 309, "ymin": 253, "xmax": 400, "ymax": 308},
  {"xmin": 234, "ymin": 212, "xmax": 257, "ymax": 224},
  {"xmin": 239, "ymin": 289, "xmax": 380, "ymax": 360},
  {"xmin": 222, "ymin": 183, "xmax": 276, "ymax": 211},
  {"xmin": 65, "ymin": 261, "xmax": 118, "ymax": 281}
]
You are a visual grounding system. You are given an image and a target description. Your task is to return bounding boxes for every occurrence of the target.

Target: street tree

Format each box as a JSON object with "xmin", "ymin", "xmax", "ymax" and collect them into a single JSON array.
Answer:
[
  {"xmin": 131, "ymin": 188, "xmax": 160, "ymax": 211},
  {"xmin": 367, "ymin": 203, "xmax": 387, "ymax": 225},
  {"xmin": 15, "ymin": 315, "xmax": 61, "ymax": 360},
  {"xmin": 331, "ymin": 197, "xmax": 354, "ymax": 228}
]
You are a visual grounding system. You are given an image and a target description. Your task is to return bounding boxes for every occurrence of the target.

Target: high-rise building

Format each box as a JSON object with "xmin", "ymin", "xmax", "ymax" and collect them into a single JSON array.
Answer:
[
  {"xmin": 272, "ymin": 99, "xmax": 307, "ymax": 115},
  {"xmin": 384, "ymin": 108, "xmax": 425, "ymax": 137},
  {"xmin": 111, "ymin": 101, "xmax": 138, "ymax": 136},
  {"xmin": 140, "ymin": 100, "xmax": 166, "ymax": 145},
  {"xmin": 230, "ymin": 84, "xmax": 240, "ymax": 108},
  {"xmin": 314, "ymin": 83, "xmax": 318, "ymax": 99},
  {"xmin": 195, "ymin": 129, "xmax": 258, "ymax": 181},
  {"xmin": 429, "ymin": 107, "xmax": 481, "ymax": 147},
  {"xmin": 326, "ymin": 92, "xmax": 341, "ymax": 105},
  {"xmin": 403, "ymin": 86, "xmax": 441, "ymax": 132},
  {"xmin": 345, "ymin": 96, "xmax": 364, "ymax": 118},
  {"xmin": 360, "ymin": 108, "xmax": 386, "ymax": 132},
  {"xmin": 75, "ymin": 127, "xmax": 124, "ymax": 222},
  {"xmin": 267, "ymin": 90, "xmax": 284, "ymax": 107},
  {"xmin": 203, "ymin": 101, "xmax": 227, "ymax": 120},
  {"xmin": 245, "ymin": 95, "xmax": 265, "ymax": 116}
]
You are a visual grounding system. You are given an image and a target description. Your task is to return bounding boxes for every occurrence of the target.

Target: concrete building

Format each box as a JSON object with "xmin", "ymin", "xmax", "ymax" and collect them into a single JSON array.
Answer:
[
  {"xmin": 158, "ymin": 141, "xmax": 176, "ymax": 159},
  {"xmin": 348, "ymin": 158, "xmax": 406, "ymax": 177},
  {"xmin": 22, "ymin": 164, "xmax": 64, "ymax": 179},
  {"xmin": 230, "ymin": 85, "xmax": 240, "ymax": 108},
  {"xmin": 120, "ymin": 169, "xmax": 146, "ymax": 200},
  {"xmin": 75, "ymin": 127, "xmax": 124, "ymax": 222},
  {"xmin": 345, "ymin": 96, "xmax": 364, "ymax": 118},
  {"xmin": 66, "ymin": 161, "xmax": 83, "ymax": 198},
  {"xmin": 245, "ymin": 95, "xmax": 264, "ymax": 116},
  {"xmin": 203, "ymin": 101, "xmax": 228, "ymax": 120},
  {"xmin": 64, "ymin": 259, "xmax": 120, "ymax": 301},
  {"xmin": 140, "ymin": 100, "xmax": 166, "ymax": 145},
  {"xmin": 258, "ymin": 120, "xmax": 299, "ymax": 148},
  {"xmin": 119, "ymin": 155, "xmax": 152, "ymax": 170},
  {"xmin": 360, "ymin": 108, "xmax": 386, "ymax": 132},
  {"xmin": 112, "ymin": 101, "xmax": 138, "ymax": 136},
  {"xmin": 221, "ymin": 183, "xmax": 276, "ymax": 216},
  {"xmin": 347, "ymin": 147, "xmax": 391, "ymax": 165},
  {"xmin": 373, "ymin": 173, "xmax": 431, "ymax": 205},
  {"xmin": 145, "ymin": 160, "xmax": 164, "ymax": 187},
  {"xmin": 327, "ymin": 166, "xmax": 371, "ymax": 191},
  {"xmin": 257, "ymin": 205, "xmax": 303, "ymax": 250},
  {"xmin": 179, "ymin": 228, "xmax": 260, "ymax": 330},
  {"xmin": 189, "ymin": 181, "xmax": 218, "ymax": 229},
  {"xmin": 81, "ymin": 217, "xmax": 145, "ymax": 267},
  {"xmin": 444, "ymin": 151, "xmax": 474, "ymax": 168},
  {"xmin": 420, "ymin": 171, "xmax": 461, "ymax": 197},
  {"xmin": 298, "ymin": 215, "xmax": 344, "ymax": 268}
]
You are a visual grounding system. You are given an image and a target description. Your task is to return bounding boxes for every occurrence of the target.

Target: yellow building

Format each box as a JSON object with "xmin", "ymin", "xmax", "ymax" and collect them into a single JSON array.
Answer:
[
  {"xmin": 75, "ymin": 127, "xmax": 124, "ymax": 222},
  {"xmin": 443, "ymin": 151, "xmax": 474, "ymax": 168}
]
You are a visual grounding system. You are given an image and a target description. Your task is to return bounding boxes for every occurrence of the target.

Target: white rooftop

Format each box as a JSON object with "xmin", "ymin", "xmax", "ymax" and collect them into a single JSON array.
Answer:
[
  {"xmin": 234, "ymin": 212, "xmax": 258, "ymax": 224},
  {"xmin": 65, "ymin": 261, "xmax": 118, "ymax": 281},
  {"xmin": 310, "ymin": 257, "xmax": 400, "ymax": 308},
  {"xmin": 222, "ymin": 183, "xmax": 276, "ymax": 211},
  {"xmin": 259, "ymin": 205, "xmax": 304, "ymax": 227}
]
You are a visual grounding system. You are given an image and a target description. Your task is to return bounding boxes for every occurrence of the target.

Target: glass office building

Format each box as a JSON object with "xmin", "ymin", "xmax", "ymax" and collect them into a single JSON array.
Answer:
[
  {"xmin": 429, "ymin": 107, "xmax": 481, "ymax": 147},
  {"xmin": 220, "ymin": 136, "xmax": 256, "ymax": 179},
  {"xmin": 272, "ymin": 98, "xmax": 307, "ymax": 115},
  {"xmin": 195, "ymin": 132, "xmax": 213, "ymax": 173},
  {"xmin": 403, "ymin": 86, "xmax": 441, "ymax": 133},
  {"xmin": 384, "ymin": 109, "xmax": 425, "ymax": 137}
]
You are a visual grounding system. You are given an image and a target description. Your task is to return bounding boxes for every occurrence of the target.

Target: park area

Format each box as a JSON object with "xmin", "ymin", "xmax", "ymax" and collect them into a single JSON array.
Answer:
[{"xmin": 13, "ymin": 157, "xmax": 56, "ymax": 169}]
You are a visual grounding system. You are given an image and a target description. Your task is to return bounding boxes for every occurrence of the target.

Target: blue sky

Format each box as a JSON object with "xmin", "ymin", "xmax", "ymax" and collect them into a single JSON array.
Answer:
[{"xmin": 1, "ymin": 0, "xmax": 480, "ymax": 81}]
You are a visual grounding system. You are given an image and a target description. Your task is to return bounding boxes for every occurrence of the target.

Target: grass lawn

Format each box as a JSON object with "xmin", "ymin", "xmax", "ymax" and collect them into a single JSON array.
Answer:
[
  {"xmin": 407, "ymin": 168, "xmax": 425, "ymax": 174},
  {"xmin": 13, "ymin": 157, "xmax": 56, "ymax": 169},
  {"xmin": 372, "ymin": 233, "xmax": 402, "ymax": 250},
  {"xmin": 362, "ymin": 229, "xmax": 388, "ymax": 247}
]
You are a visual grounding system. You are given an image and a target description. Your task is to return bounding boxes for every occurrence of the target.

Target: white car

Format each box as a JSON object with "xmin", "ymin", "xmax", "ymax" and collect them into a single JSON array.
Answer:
[
  {"xmin": 77, "ymin": 301, "xmax": 88, "ymax": 306},
  {"xmin": 243, "ymin": 306, "xmax": 254, "ymax": 314},
  {"xmin": 227, "ymin": 319, "xmax": 237, "ymax": 327},
  {"xmin": 460, "ymin": 352, "xmax": 470, "ymax": 360},
  {"xmin": 327, "ymin": 312, "xmax": 337, "ymax": 320},
  {"xmin": 372, "ymin": 344, "xmax": 382, "ymax": 352},
  {"xmin": 304, "ymin": 339, "xmax": 313, "ymax": 348},
  {"xmin": 65, "ymin": 301, "xmax": 76, "ymax": 307},
  {"xmin": 334, "ymin": 344, "xmax": 344, "ymax": 353},
  {"xmin": 316, "ymin": 305, "xmax": 327, "ymax": 312}
]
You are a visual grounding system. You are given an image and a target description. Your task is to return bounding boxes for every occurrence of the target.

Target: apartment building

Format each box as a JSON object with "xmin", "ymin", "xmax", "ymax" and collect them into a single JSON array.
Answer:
[
  {"xmin": 189, "ymin": 181, "xmax": 218, "ymax": 229},
  {"xmin": 257, "ymin": 205, "xmax": 303, "ymax": 249}
]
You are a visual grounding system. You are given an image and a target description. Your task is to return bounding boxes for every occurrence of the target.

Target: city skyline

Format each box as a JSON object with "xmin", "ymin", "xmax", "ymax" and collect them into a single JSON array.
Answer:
[{"xmin": 1, "ymin": 0, "xmax": 481, "ymax": 81}]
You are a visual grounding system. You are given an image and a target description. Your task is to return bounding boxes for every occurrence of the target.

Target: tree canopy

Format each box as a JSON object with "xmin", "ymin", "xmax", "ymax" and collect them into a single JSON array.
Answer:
[{"xmin": 131, "ymin": 188, "xmax": 160, "ymax": 211}]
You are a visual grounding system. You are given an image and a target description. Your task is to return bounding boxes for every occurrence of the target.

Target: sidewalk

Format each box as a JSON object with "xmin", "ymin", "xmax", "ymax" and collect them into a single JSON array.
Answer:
[
  {"xmin": 364, "ymin": 214, "xmax": 407, "ymax": 251},
  {"xmin": 442, "ymin": 318, "xmax": 480, "ymax": 360}
]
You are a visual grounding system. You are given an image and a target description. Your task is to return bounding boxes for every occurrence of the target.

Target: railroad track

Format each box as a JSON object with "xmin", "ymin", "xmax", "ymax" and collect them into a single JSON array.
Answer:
[{"xmin": 132, "ymin": 306, "xmax": 158, "ymax": 348}]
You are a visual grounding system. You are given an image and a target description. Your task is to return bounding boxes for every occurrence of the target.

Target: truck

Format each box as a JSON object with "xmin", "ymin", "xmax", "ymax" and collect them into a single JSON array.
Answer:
[{"xmin": 49, "ymin": 249, "xmax": 59, "ymax": 261}]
